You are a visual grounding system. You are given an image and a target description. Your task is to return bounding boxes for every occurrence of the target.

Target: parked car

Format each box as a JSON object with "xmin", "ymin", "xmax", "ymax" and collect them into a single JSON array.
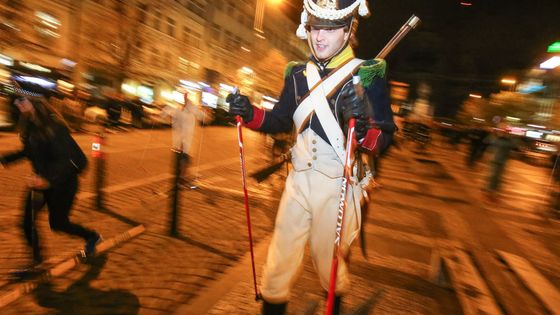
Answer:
[
  {"xmin": 432, "ymin": 117, "xmax": 466, "ymax": 145},
  {"xmin": 522, "ymin": 139, "xmax": 558, "ymax": 167},
  {"xmin": 84, "ymin": 104, "xmax": 108, "ymax": 124},
  {"xmin": 141, "ymin": 102, "xmax": 174, "ymax": 127}
]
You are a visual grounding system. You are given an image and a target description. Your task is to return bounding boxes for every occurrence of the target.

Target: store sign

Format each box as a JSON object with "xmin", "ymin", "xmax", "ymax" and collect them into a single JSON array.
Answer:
[
  {"xmin": 0, "ymin": 54, "xmax": 14, "ymax": 66},
  {"xmin": 137, "ymin": 85, "xmax": 154, "ymax": 104},
  {"xmin": 547, "ymin": 41, "xmax": 560, "ymax": 53},
  {"xmin": 19, "ymin": 61, "xmax": 51, "ymax": 73},
  {"xmin": 202, "ymin": 92, "xmax": 218, "ymax": 108}
]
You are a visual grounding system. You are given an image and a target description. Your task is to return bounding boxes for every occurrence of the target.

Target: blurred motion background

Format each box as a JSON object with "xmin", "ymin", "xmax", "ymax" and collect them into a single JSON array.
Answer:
[
  {"xmin": 0, "ymin": 0, "xmax": 559, "ymax": 197},
  {"xmin": 0, "ymin": 0, "xmax": 309, "ymax": 130},
  {"xmin": 1, "ymin": 1, "xmax": 560, "ymax": 313}
]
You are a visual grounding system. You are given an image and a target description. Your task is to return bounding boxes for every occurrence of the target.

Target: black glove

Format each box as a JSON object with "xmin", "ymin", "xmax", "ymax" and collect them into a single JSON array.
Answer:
[
  {"xmin": 341, "ymin": 84, "xmax": 371, "ymax": 141},
  {"xmin": 226, "ymin": 93, "xmax": 254, "ymax": 122}
]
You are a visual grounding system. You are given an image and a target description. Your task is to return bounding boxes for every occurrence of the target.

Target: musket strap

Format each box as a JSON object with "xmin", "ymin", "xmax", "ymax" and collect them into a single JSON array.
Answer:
[{"xmin": 292, "ymin": 58, "xmax": 364, "ymax": 162}]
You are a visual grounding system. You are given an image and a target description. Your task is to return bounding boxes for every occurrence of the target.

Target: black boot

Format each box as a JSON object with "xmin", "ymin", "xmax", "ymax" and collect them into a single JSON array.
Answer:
[
  {"xmin": 262, "ymin": 300, "xmax": 287, "ymax": 315},
  {"xmin": 333, "ymin": 295, "xmax": 342, "ymax": 315}
]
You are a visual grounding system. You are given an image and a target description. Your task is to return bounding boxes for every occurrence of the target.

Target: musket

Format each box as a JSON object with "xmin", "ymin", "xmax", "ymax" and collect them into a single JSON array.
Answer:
[
  {"xmin": 376, "ymin": 15, "xmax": 421, "ymax": 59},
  {"xmin": 250, "ymin": 151, "xmax": 291, "ymax": 182},
  {"xmin": 357, "ymin": 14, "xmax": 421, "ymax": 261}
]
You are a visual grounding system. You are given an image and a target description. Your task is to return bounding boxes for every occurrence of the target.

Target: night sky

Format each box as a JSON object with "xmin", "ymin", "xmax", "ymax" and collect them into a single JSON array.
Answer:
[{"xmin": 277, "ymin": 0, "xmax": 560, "ymax": 116}]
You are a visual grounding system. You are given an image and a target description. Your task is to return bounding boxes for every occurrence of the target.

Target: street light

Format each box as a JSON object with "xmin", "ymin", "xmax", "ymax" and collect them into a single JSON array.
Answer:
[
  {"xmin": 241, "ymin": 66, "xmax": 254, "ymax": 75},
  {"xmin": 501, "ymin": 78, "xmax": 517, "ymax": 91},
  {"xmin": 254, "ymin": 0, "xmax": 287, "ymax": 35}
]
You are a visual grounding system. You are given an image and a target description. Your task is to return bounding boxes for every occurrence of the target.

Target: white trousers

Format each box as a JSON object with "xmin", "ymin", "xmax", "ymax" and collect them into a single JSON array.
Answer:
[{"xmin": 261, "ymin": 130, "xmax": 361, "ymax": 303}]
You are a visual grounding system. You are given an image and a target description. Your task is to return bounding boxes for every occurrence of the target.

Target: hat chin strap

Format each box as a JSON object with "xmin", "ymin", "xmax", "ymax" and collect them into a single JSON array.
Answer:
[{"xmin": 307, "ymin": 18, "xmax": 354, "ymax": 68}]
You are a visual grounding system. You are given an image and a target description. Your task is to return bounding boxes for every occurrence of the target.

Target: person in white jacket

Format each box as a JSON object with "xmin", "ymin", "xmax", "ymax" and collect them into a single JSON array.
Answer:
[{"xmin": 162, "ymin": 92, "xmax": 207, "ymax": 188}]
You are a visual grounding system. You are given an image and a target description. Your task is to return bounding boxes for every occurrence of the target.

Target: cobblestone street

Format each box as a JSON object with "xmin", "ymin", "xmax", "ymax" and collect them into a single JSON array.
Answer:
[{"xmin": 1, "ymin": 127, "xmax": 559, "ymax": 314}]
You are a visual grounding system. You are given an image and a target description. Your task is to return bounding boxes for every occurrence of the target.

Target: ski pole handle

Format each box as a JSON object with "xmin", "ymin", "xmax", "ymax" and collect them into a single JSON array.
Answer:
[{"xmin": 231, "ymin": 87, "xmax": 245, "ymax": 133}]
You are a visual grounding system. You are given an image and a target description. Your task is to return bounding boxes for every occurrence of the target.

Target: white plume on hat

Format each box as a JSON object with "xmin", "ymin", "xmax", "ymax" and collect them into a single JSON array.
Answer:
[{"xmin": 296, "ymin": 0, "xmax": 370, "ymax": 39}]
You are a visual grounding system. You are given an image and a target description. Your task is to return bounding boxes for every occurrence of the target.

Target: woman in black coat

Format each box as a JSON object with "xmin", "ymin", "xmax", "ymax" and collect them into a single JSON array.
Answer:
[{"xmin": 0, "ymin": 85, "xmax": 101, "ymax": 268}]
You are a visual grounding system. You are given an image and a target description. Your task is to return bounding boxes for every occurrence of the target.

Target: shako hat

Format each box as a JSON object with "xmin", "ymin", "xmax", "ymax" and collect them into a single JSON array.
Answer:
[{"xmin": 296, "ymin": 0, "xmax": 370, "ymax": 39}]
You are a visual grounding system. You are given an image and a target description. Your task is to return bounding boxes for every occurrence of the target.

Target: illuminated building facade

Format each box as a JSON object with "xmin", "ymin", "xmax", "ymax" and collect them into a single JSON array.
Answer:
[{"xmin": 0, "ymin": 0, "xmax": 307, "ymax": 102}]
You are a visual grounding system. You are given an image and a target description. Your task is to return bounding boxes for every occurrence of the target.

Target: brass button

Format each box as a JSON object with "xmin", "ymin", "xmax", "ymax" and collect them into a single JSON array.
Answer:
[
  {"xmin": 312, "ymin": 148, "xmax": 317, "ymax": 152},
  {"xmin": 312, "ymin": 156, "xmax": 317, "ymax": 160},
  {"xmin": 312, "ymin": 140, "xmax": 317, "ymax": 144},
  {"xmin": 307, "ymin": 162, "xmax": 312, "ymax": 167}
]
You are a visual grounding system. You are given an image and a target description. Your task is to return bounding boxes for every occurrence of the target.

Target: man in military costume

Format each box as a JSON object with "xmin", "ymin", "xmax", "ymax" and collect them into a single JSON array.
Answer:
[{"xmin": 227, "ymin": 0, "xmax": 396, "ymax": 313}]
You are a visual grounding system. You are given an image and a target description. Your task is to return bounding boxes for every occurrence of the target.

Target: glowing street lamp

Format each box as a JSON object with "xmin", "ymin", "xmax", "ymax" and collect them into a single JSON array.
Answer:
[
  {"xmin": 501, "ymin": 78, "xmax": 517, "ymax": 91},
  {"xmin": 469, "ymin": 93, "xmax": 481, "ymax": 98},
  {"xmin": 254, "ymin": 0, "xmax": 284, "ymax": 35},
  {"xmin": 241, "ymin": 66, "xmax": 254, "ymax": 75},
  {"xmin": 501, "ymin": 78, "xmax": 516, "ymax": 85}
]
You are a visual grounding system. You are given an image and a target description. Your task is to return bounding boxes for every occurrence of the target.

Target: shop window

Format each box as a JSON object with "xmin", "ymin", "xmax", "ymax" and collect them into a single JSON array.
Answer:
[
  {"xmin": 34, "ymin": 11, "xmax": 61, "ymax": 40},
  {"xmin": 187, "ymin": 0, "xmax": 205, "ymax": 17},
  {"xmin": 191, "ymin": 32, "xmax": 201, "ymax": 49},
  {"xmin": 153, "ymin": 10, "xmax": 161, "ymax": 31},
  {"xmin": 166, "ymin": 17, "xmax": 175, "ymax": 37},
  {"xmin": 183, "ymin": 26, "xmax": 189, "ymax": 43},
  {"xmin": 1, "ymin": 1, "xmax": 21, "ymax": 33},
  {"xmin": 137, "ymin": 3, "xmax": 148, "ymax": 23},
  {"xmin": 163, "ymin": 52, "xmax": 169, "ymax": 68},
  {"xmin": 151, "ymin": 48, "xmax": 159, "ymax": 66},
  {"xmin": 210, "ymin": 23, "xmax": 220, "ymax": 41}
]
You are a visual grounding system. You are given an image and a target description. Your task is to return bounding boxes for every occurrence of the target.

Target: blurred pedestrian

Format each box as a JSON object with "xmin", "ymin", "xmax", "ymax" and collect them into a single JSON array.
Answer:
[
  {"xmin": 466, "ymin": 126, "xmax": 490, "ymax": 167},
  {"xmin": 129, "ymin": 96, "xmax": 144, "ymax": 128},
  {"xmin": 104, "ymin": 92, "xmax": 123, "ymax": 128},
  {"xmin": 0, "ymin": 82, "xmax": 101, "ymax": 271},
  {"xmin": 62, "ymin": 92, "xmax": 86, "ymax": 132},
  {"xmin": 549, "ymin": 151, "xmax": 560, "ymax": 212},
  {"xmin": 162, "ymin": 92, "xmax": 207, "ymax": 189},
  {"xmin": 227, "ymin": 1, "xmax": 396, "ymax": 313},
  {"xmin": 484, "ymin": 123, "xmax": 517, "ymax": 201}
]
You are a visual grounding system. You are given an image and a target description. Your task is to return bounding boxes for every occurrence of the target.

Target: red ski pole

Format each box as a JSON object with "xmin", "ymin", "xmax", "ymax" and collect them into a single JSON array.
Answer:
[
  {"xmin": 325, "ymin": 117, "xmax": 356, "ymax": 315},
  {"xmin": 234, "ymin": 90, "xmax": 261, "ymax": 301},
  {"xmin": 324, "ymin": 16, "xmax": 422, "ymax": 311}
]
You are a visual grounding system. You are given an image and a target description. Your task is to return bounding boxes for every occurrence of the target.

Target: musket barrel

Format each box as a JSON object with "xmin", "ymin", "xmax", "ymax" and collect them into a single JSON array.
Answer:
[{"xmin": 376, "ymin": 14, "xmax": 421, "ymax": 59}]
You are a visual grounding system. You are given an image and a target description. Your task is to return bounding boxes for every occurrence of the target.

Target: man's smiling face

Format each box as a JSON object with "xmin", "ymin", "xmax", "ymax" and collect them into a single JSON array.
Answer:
[{"xmin": 309, "ymin": 26, "xmax": 349, "ymax": 61}]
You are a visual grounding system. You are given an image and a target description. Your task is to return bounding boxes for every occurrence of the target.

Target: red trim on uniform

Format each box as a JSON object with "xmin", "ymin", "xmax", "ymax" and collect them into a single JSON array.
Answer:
[
  {"xmin": 360, "ymin": 128, "xmax": 382, "ymax": 153},
  {"xmin": 245, "ymin": 106, "xmax": 265, "ymax": 129}
]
